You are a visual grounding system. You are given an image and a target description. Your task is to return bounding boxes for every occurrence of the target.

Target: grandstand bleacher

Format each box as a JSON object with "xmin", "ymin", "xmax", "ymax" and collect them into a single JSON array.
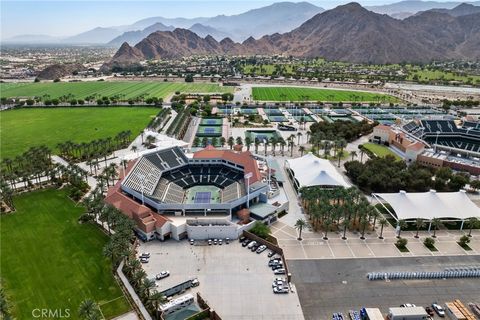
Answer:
[{"xmin": 123, "ymin": 147, "xmax": 248, "ymax": 205}]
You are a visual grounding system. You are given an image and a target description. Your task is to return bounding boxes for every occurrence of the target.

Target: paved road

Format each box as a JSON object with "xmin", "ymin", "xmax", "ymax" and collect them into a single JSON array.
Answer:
[{"xmin": 289, "ymin": 255, "xmax": 480, "ymax": 320}]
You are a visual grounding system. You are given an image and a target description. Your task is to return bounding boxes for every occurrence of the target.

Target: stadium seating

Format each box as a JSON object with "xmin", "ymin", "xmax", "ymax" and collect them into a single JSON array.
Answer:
[{"xmin": 123, "ymin": 157, "xmax": 162, "ymax": 195}]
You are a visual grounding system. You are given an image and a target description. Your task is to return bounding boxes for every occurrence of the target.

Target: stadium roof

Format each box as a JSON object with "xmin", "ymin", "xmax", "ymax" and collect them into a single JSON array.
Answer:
[
  {"xmin": 193, "ymin": 146, "xmax": 262, "ymax": 184},
  {"xmin": 373, "ymin": 190, "xmax": 480, "ymax": 221},
  {"xmin": 286, "ymin": 153, "xmax": 349, "ymax": 188}
]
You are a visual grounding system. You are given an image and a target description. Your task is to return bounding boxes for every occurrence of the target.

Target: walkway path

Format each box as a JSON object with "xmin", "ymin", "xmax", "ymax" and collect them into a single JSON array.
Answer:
[{"xmin": 117, "ymin": 261, "xmax": 152, "ymax": 320}]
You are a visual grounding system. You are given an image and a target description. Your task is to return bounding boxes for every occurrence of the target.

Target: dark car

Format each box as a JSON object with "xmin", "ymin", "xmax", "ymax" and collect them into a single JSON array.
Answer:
[
  {"xmin": 239, "ymin": 236, "xmax": 246, "ymax": 242},
  {"xmin": 242, "ymin": 240, "xmax": 251, "ymax": 247},
  {"xmin": 251, "ymin": 244, "xmax": 260, "ymax": 252},
  {"xmin": 267, "ymin": 251, "xmax": 275, "ymax": 258},
  {"xmin": 425, "ymin": 307, "xmax": 434, "ymax": 317}
]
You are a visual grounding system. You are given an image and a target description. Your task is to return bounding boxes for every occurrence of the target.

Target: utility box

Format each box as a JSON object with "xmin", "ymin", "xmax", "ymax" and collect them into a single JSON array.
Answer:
[{"xmin": 387, "ymin": 307, "xmax": 428, "ymax": 320}]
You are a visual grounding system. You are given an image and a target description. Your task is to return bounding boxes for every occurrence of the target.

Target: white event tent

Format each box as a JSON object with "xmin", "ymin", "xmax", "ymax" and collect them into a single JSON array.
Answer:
[
  {"xmin": 373, "ymin": 190, "xmax": 480, "ymax": 228},
  {"xmin": 285, "ymin": 153, "xmax": 349, "ymax": 188}
]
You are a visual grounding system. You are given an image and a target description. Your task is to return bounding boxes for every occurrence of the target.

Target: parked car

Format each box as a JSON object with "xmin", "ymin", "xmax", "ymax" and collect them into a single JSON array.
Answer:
[
  {"xmin": 267, "ymin": 251, "xmax": 275, "ymax": 258},
  {"xmin": 272, "ymin": 263, "xmax": 284, "ymax": 270},
  {"xmin": 189, "ymin": 239, "xmax": 195, "ymax": 245},
  {"xmin": 256, "ymin": 245, "xmax": 267, "ymax": 254},
  {"xmin": 140, "ymin": 252, "xmax": 150, "ymax": 258},
  {"xmin": 208, "ymin": 239, "xmax": 212, "ymax": 245},
  {"xmin": 272, "ymin": 279, "xmax": 284, "ymax": 288},
  {"xmin": 156, "ymin": 271, "xmax": 170, "ymax": 280},
  {"xmin": 400, "ymin": 304, "xmax": 416, "ymax": 308},
  {"xmin": 273, "ymin": 286, "xmax": 289, "ymax": 294},
  {"xmin": 268, "ymin": 259, "xmax": 281, "ymax": 266},
  {"xmin": 432, "ymin": 303, "xmax": 445, "ymax": 317},
  {"xmin": 425, "ymin": 307, "xmax": 434, "ymax": 317},
  {"xmin": 274, "ymin": 268, "xmax": 286, "ymax": 275},
  {"xmin": 225, "ymin": 238, "xmax": 230, "ymax": 244},
  {"xmin": 239, "ymin": 236, "xmax": 246, "ymax": 242},
  {"xmin": 247, "ymin": 241, "xmax": 257, "ymax": 249},
  {"xmin": 242, "ymin": 240, "xmax": 251, "ymax": 247},
  {"xmin": 218, "ymin": 239, "xmax": 223, "ymax": 245},
  {"xmin": 140, "ymin": 257, "xmax": 149, "ymax": 263},
  {"xmin": 213, "ymin": 239, "xmax": 218, "ymax": 245},
  {"xmin": 251, "ymin": 244, "xmax": 260, "ymax": 252}
]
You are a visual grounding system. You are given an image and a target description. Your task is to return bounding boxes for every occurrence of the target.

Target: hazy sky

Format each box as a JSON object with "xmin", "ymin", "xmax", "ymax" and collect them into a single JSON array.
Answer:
[{"xmin": 0, "ymin": 0, "xmax": 458, "ymax": 39}]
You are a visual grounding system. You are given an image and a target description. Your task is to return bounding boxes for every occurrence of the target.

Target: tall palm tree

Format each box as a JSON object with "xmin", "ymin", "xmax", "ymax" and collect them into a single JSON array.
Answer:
[
  {"xmin": 323, "ymin": 218, "xmax": 332, "ymax": 240},
  {"xmin": 378, "ymin": 218, "xmax": 388, "ymax": 239},
  {"xmin": 414, "ymin": 218, "xmax": 425, "ymax": 238},
  {"xmin": 141, "ymin": 278, "xmax": 157, "ymax": 300},
  {"xmin": 227, "ymin": 137, "xmax": 234, "ymax": 150},
  {"xmin": 359, "ymin": 214, "xmax": 369, "ymax": 240},
  {"xmin": 350, "ymin": 151, "xmax": 357, "ymax": 161},
  {"xmin": 397, "ymin": 219, "xmax": 407, "ymax": 238},
  {"xmin": 298, "ymin": 145, "xmax": 306, "ymax": 156},
  {"xmin": 78, "ymin": 299, "xmax": 101, "ymax": 320},
  {"xmin": 431, "ymin": 218, "xmax": 442, "ymax": 238},
  {"xmin": 294, "ymin": 219, "xmax": 307, "ymax": 241},
  {"xmin": 149, "ymin": 291, "xmax": 168, "ymax": 320},
  {"xmin": 466, "ymin": 217, "xmax": 478, "ymax": 237}
]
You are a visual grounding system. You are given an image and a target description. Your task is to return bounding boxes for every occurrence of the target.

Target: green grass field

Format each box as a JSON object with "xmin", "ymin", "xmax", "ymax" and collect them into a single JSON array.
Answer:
[
  {"xmin": 252, "ymin": 87, "xmax": 397, "ymax": 102},
  {"xmin": 0, "ymin": 82, "xmax": 233, "ymax": 99},
  {"xmin": 0, "ymin": 107, "xmax": 158, "ymax": 159},
  {"xmin": 406, "ymin": 68, "xmax": 480, "ymax": 84},
  {"xmin": 0, "ymin": 189, "xmax": 131, "ymax": 319},
  {"xmin": 362, "ymin": 143, "xmax": 401, "ymax": 160}
]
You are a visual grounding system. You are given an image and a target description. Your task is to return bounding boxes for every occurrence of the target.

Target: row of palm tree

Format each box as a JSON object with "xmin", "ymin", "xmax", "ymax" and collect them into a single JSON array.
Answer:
[
  {"xmin": 0, "ymin": 287, "xmax": 13, "ymax": 320},
  {"xmin": 57, "ymin": 130, "xmax": 132, "ymax": 162}
]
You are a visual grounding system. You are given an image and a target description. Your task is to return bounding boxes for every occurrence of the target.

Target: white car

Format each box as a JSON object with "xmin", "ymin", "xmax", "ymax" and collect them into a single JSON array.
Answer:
[
  {"xmin": 140, "ymin": 252, "xmax": 150, "ymax": 258},
  {"xmin": 272, "ymin": 279, "xmax": 284, "ymax": 288},
  {"xmin": 189, "ymin": 239, "xmax": 195, "ymax": 245},
  {"xmin": 432, "ymin": 303, "xmax": 445, "ymax": 317},
  {"xmin": 218, "ymin": 239, "xmax": 223, "ymax": 245},
  {"xmin": 247, "ymin": 241, "xmax": 257, "ymax": 249},
  {"xmin": 274, "ymin": 268, "xmax": 286, "ymax": 275},
  {"xmin": 156, "ymin": 271, "xmax": 170, "ymax": 280},
  {"xmin": 140, "ymin": 257, "xmax": 149, "ymax": 263}
]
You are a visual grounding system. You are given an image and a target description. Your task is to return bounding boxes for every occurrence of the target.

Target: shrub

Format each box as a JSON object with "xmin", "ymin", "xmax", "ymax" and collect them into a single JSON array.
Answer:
[
  {"xmin": 249, "ymin": 221, "xmax": 271, "ymax": 239},
  {"xmin": 459, "ymin": 235, "xmax": 471, "ymax": 247},
  {"xmin": 424, "ymin": 237, "xmax": 435, "ymax": 248},
  {"xmin": 396, "ymin": 237, "xmax": 408, "ymax": 249}
]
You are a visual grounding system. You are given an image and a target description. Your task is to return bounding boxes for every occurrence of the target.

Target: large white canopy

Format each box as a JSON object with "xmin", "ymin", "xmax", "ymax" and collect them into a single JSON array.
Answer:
[
  {"xmin": 286, "ymin": 153, "xmax": 349, "ymax": 188},
  {"xmin": 373, "ymin": 190, "xmax": 480, "ymax": 220}
]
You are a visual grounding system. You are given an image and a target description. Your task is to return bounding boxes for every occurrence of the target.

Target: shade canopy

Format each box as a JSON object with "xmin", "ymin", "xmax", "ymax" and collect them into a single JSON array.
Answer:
[
  {"xmin": 374, "ymin": 190, "xmax": 480, "ymax": 220},
  {"xmin": 286, "ymin": 153, "xmax": 349, "ymax": 188}
]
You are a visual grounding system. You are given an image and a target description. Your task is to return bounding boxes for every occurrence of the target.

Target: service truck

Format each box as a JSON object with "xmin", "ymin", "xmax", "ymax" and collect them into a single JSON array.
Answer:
[{"xmin": 387, "ymin": 307, "xmax": 428, "ymax": 320}]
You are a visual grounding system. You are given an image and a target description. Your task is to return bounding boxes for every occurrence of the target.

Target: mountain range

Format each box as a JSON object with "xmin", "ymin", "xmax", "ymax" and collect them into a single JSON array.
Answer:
[
  {"xmin": 102, "ymin": 2, "xmax": 480, "ymax": 69},
  {"xmin": 7, "ymin": 0, "xmax": 480, "ymax": 46}
]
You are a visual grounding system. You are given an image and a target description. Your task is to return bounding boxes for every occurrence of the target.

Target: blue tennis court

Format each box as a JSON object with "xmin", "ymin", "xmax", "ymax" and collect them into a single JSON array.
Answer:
[
  {"xmin": 204, "ymin": 128, "xmax": 215, "ymax": 134},
  {"xmin": 194, "ymin": 192, "xmax": 211, "ymax": 204}
]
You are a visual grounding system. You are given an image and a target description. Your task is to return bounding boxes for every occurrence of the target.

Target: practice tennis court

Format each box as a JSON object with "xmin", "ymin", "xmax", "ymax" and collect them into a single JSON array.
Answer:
[
  {"xmin": 200, "ymin": 118, "xmax": 223, "ymax": 126},
  {"xmin": 196, "ymin": 125, "xmax": 222, "ymax": 137},
  {"xmin": 268, "ymin": 115, "xmax": 288, "ymax": 122}
]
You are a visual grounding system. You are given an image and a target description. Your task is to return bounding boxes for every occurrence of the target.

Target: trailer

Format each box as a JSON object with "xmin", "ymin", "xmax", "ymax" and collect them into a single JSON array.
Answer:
[
  {"xmin": 364, "ymin": 308, "xmax": 384, "ymax": 320},
  {"xmin": 387, "ymin": 307, "xmax": 428, "ymax": 320}
]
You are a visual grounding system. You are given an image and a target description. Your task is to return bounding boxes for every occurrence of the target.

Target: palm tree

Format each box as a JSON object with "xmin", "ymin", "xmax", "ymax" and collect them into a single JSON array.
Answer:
[
  {"xmin": 323, "ymin": 218, "xmax": 332, "ymax": 240},
  {"xmin": 131, "ymin": 145, "xmax": 138, "ymax": 154},
  {"xmin": 431, "ymin": 218, "xmax": 441, "ymax": 238},
  {"xmin": 350, "ymin": 151, "xmax": 357, "ymax": 161},
  {"xmin": 227, "ymin": 137, "xmax": 235, "ymax": 150},
  {"xmin": 298, "ymin": 145, "xmax": 306, "ymax": 156},
  {"xmin": 245, "ymin": 136, "xmax": 252, "ymax": 151},
  {"xmin": 297, "ymin": 132, "xmax": 303, "ymax": 145},
  {"xmin": 466, "ymin": 217, "xmax": 478, "ymax": 237},
  {"xmin": 294, "ymin": 219, "xmax": 307, "ymax": 241},
  {"xmin": 359, "ymin": 147, "xmax": 366, "ymax": 163},
  {"xmin": 414, "ymin": 218, "xmax": 425, "ymax": 238},
  {"xmin": 359, "ymin": 215, "xmax": 368, "ymax": 240},
  {"xmin": 220, "ymin": 137, "xmax": 226, "ymax": 148},
  {"xmin": 397, "ymin": 219, "xmax": 407, "ymax": 238},
  {"xmin": 141, "ymin": 278, "xmax": 157, "ymax": 299},
  {"xmin": 149, "ymin": 291, "xmax": 168, "ymax": 320},
  {"xmin": 378, "ymin": 218, "xmax": 388, "ymax": 239},
  {"xmin": 78, "ymin": 299, "xmax": 101, "ymax": 320}
]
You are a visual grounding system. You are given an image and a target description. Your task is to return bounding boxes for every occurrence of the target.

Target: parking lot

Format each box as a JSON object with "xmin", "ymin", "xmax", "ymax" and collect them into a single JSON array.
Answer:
[
  {"xmin": 289, "ymin": 255, "xmax": 480, "ymax": 320},
  {"xmin": 139, "ymin": 239, "xmax": 304, "ymax": 320}
]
